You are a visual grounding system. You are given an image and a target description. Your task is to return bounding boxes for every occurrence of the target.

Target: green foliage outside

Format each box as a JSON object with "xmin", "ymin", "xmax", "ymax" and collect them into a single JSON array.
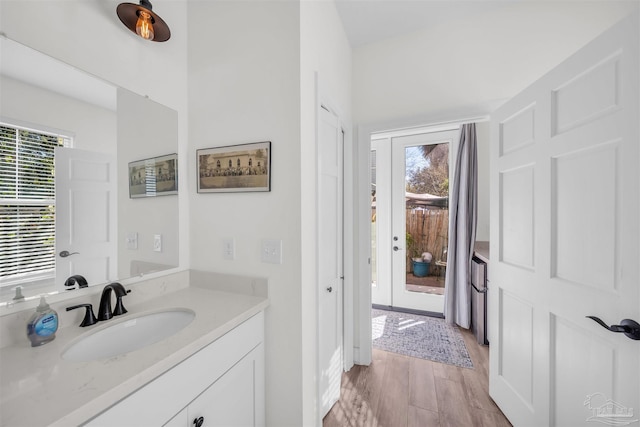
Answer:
[
  {"xmin": 406, "ymin": 143, "xmax": 449, "ymax": 197},
  {"xmin": 1, "ymin": 125, "xmax": 62, "ymax": 277}
]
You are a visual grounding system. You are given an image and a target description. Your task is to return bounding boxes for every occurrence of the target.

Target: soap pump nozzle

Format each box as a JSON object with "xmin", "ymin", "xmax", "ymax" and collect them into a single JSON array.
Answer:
[{"xmin": 36, "ymin": 295, "xmax": 50, "ymax": 312}]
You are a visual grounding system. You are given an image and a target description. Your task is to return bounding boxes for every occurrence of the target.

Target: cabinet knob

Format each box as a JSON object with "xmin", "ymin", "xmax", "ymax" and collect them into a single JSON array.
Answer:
[{"xmin": 193, "ymin": 416, "xmax": 204, "ymax": 427}]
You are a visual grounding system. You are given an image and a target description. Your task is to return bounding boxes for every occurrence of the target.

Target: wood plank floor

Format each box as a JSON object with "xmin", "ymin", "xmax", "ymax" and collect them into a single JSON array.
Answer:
[{"xmin": 323, "ymin": 328, "xmax": 512, "ymax": 427}]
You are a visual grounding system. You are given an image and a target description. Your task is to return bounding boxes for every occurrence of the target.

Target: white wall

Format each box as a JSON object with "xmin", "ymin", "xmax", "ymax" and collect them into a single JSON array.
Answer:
[
  {"xmin": 476, "ymin": 121, "xmax": 490, "ymax": 242},
  {"xmin": 0, "ymin": 76, "xmax": 116, "ymax": 154},
  {"xmin": 187, "ymin": 2, "xmax": 304, "ymax": 425},
  {"xmin": 117, "ymin": 89, "xmax": 179, "ymax": 278},
  {"xmin": 300, "ymin": 1, "xmax": 352, "ymax": 424},
  {"xmin": 0, "ymin": 1, "xmax": 188, "ymax": 109},
  {"xmin": 353, "ymin": 1, "xmax": 637, "ymax": 125},
  {"xmin": 0, "ymin": 0, "xmax": 191, "ymax": 270}
]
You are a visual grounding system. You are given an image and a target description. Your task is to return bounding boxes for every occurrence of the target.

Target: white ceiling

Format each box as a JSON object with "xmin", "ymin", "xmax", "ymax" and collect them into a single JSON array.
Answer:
[{"xmin": 334, "ymin": 0, "xmax": 507, "ymax": 47}]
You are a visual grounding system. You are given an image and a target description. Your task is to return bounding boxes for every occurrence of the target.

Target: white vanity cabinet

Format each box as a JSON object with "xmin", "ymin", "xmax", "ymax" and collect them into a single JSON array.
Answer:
[
  {"xmin": 84, "ymin": 312, "xmax": 264, "ymax": 427},
  {"xmin": 164, "ymin": 344, "xmax": 262, "ymax": 427}
]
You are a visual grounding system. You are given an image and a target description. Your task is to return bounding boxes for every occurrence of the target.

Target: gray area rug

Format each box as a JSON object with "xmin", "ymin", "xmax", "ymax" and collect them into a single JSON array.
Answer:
[{"xmin": 372, "ymin": 308, "xmax": 474, "ymax": 369}]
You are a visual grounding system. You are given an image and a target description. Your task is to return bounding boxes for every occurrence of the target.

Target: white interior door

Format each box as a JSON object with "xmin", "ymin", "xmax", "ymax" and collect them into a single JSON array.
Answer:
[
  {"xmin": 318, "ymin": 106, "xmax": 344, "ymax": 418},
  {"xmin": 390, "ymin": 130, "xmax": 457, "ymax": 313},
  {"xmin": 489, "ymin": 13, "xmax": 639, "ymax": 426},
  {"xmin": 55, "ymin": 147, "xmax": 116, "ymax": 288}
]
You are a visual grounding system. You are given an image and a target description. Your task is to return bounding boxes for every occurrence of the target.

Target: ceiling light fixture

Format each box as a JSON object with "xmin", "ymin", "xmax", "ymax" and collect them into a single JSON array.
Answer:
[{"xmin": 116, "ymin": 0, "xmax": 171, "ymax": 42}]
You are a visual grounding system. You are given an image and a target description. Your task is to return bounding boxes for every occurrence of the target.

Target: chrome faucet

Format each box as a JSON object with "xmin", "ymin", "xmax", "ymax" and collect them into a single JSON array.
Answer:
[{"xmin": 98, "ymin": 282, "xmax": 130, "ymax": 321}]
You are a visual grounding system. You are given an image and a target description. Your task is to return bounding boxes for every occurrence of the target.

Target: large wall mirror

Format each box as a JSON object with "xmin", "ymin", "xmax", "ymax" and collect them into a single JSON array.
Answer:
[{"xmin": 0, "ymin": 37, "xmax": 179, "ymax": 304}]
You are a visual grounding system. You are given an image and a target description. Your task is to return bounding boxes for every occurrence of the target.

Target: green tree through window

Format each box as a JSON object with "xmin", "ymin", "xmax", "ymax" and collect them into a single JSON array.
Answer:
[
  {"xmin": 406, "ymin": 143, "xmax": 449, "ymax": 197},
  {"xmin": 0, "ymin": 124, "xmax": 69, "ymax": 284}
]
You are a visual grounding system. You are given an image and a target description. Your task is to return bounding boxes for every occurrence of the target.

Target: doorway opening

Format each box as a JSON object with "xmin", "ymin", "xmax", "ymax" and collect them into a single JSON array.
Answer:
[{"xmin": 370, "ymin": 128, "xmax": 458, "ymax": 315}]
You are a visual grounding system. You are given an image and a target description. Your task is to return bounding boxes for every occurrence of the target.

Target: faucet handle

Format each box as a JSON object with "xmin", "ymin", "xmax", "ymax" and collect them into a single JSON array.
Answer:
[
  {"xmin": 66, "ymin": 304, "xmax": 98, "ymax": 327},
  {"xmin": 110, "ymin": 283, "xmax": 130, "ymax": 316},
  {"xmin": 112, "ymin": 290, "xmax": 131, "ymax": 316}
]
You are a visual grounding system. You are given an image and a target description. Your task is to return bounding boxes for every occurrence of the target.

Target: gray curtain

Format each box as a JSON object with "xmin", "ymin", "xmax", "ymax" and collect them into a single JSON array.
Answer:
[{"xmin": 444, "ymin": 123, "xmax": 477, "ymax": 328}]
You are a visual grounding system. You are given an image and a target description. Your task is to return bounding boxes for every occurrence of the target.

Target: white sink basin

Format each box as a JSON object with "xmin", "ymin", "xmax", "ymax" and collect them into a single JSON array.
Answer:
[{"xmin": 62, "ymin": 309, "xmax": 195, "ymax": 362}]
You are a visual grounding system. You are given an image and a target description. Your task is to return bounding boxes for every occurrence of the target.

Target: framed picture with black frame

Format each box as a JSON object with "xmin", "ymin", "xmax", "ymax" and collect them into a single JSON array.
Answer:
[{"xmin": 197, "ymin": 141, "xmax": 271, "ymax": 193}]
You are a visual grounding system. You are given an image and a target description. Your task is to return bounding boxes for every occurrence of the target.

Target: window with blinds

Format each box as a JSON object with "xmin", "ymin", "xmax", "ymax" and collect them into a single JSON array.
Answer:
[{"xmin": 0, "ymin": 124, "xmax": 71, "ymax": 286}]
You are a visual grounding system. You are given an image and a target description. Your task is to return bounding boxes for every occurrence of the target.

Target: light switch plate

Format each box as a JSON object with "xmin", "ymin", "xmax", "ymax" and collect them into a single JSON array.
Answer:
[
  {"xmin": 223, "ymin": 238, "xmax": 235, "ymax": 260},
  {"xmin": 153, "ymin": 234, "xmax": 162, "ymax": 252},
  {"xmin": 126, "ymin": 232, "xmax": 138, "ymax": 250},
  {"xmin": 261, "ymin": 239, "xmax": 282, "ymax": 264}
]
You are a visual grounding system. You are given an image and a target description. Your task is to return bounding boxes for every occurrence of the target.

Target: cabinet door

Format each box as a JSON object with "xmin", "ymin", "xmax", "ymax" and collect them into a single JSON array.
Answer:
[
  {"xmin": 83, "ymin": 313, "xmax": 264, "ymax": 427},
  {"xmin": 188, "ymin": 344, "xmax": 264, "ymax": 427},
  {"xmin": 163, "ymin": 408, "xmax": 187, "ymax": 427}
]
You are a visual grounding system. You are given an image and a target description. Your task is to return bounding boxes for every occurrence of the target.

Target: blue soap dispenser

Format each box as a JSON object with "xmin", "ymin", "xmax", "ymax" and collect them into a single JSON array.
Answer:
[{"xmin": 26, "ymin": 295, "xmax": 59, "ymax": 347}]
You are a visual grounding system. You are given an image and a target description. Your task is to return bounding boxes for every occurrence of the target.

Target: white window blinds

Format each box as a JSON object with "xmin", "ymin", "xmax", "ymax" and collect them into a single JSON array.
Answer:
[{"xmin": 0, "ymin": 124, "xmax": 70, "ymax": 285}]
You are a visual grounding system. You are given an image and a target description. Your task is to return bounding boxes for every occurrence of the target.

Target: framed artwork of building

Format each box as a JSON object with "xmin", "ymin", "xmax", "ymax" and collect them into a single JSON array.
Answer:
[
  {"xmin": 129, "ymin": 153, "xmax": 178, "ymax": 198},
  {"xmin": 197, "ymin": 141, "xmax": 271, "ymax": 193}
]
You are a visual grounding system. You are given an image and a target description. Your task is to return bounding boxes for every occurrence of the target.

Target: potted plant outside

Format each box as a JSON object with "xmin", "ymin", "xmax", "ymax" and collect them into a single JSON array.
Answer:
[{"xmin": 406, "ymin": 232, "xmax": 430, "ymax": 277}]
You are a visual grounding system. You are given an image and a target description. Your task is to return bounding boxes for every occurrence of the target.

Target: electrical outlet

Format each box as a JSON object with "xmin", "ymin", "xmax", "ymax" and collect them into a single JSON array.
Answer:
[
  {"xmin": 223, "ymin": 238, "xmax": 235, "ymax": 260},
  {"xmin": 261, "ymin": 239, "xmax": 282, "ymax": 264},
  {"xmin": 153, "ymin": 234, "xmax": 162, "ymax": 252},
  {"xmin": 126, "ymin": 232, "xmax": 138, "ymax": 250}
]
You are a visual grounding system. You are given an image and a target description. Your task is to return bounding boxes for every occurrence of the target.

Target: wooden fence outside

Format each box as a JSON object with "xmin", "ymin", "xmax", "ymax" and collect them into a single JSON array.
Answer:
[{"xmin": 406, "ymin": 208, "xmax": 448, "ymax": 272}]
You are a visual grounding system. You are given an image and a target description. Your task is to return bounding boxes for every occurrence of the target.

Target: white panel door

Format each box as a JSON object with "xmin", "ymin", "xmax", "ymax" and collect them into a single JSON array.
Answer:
[
  {"xmin": 391, "ymin": 130, "xmax": 457, "ymax": 313},
  {"xmin": 490, "ymin": 13, "xmax": 639, "ymax": 426},
  {"xmin": 55, "ymin": 147, "xmax": 116, "ymax": 288},
  {"xmin": 318, "ymin": 106, "xmax": 344, "ymax": 418}
]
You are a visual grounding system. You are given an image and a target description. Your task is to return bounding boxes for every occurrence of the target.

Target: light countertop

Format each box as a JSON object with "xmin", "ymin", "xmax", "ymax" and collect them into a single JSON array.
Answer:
[
  {"xmin": 0, "ymin": 284, "xmax": 268, "ymax": 427},
  {"xmin": 474, "ymin": 241, "xmax": 490, "ymax": 263}
]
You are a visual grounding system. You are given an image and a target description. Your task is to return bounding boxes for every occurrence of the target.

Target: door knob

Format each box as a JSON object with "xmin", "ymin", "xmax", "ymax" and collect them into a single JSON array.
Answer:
[
  {"xmin": 59, "ymin": 250, "xmax": 79, "ymax": 258},
  {"xmin": 586, "ymin": 316, "xmax": 640, "ymax": 340},
  {"xmin": 393, "ymin": 246, "xmax": 399, "ymax": 251},
  {"xmin": 327, "ymin": 287, "xmax": 333, "ymax": 293},
  {"xmin": 193, "ymin": 416, "xmax": 204, "ymax": 427}
]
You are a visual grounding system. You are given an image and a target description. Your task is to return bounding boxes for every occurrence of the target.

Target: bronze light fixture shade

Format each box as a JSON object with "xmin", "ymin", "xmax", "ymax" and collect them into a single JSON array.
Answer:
[{"xmin": 116, "ymin": 0, "xmax": 171, "ymax": 42}]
